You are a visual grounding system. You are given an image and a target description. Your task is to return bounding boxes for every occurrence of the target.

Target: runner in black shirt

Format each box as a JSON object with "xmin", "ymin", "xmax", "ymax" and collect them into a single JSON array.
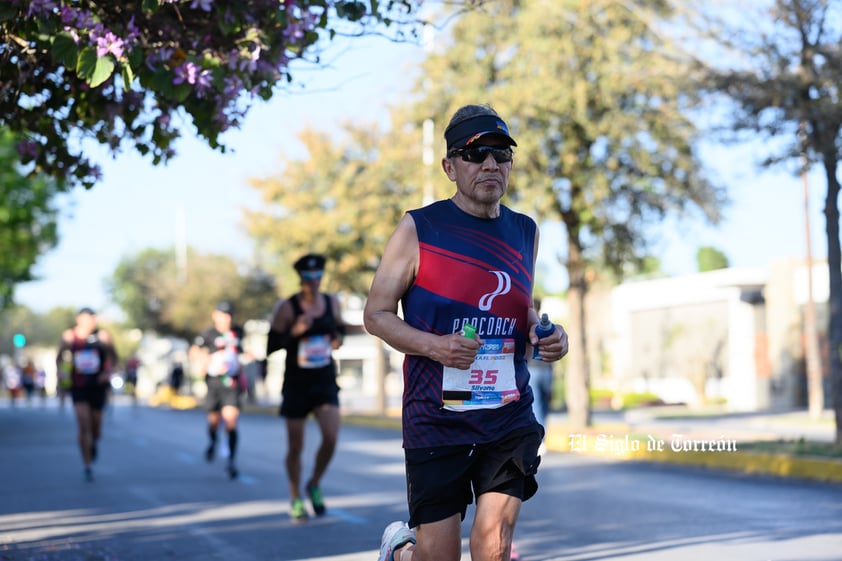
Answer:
[
  {"xmin": 56, "ymin": 307, "xmax": 118, "ymax": 482},
  {"xmin": 268, "ymin": 254, "xmax": 346, "ymax": 522}
]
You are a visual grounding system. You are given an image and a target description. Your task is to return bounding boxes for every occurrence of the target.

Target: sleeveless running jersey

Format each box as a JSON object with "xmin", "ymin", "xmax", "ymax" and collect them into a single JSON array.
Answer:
[
  {"xmin": 68, "ymin": 330, "xmax": 110, "ymax": 389},
  {"xmin": 283, "ymin": 293, "xmax": 339, "ymax": 388},
  {"xmin": 402, "ymin": 199, "xmax": 537, "ymax": 449}
]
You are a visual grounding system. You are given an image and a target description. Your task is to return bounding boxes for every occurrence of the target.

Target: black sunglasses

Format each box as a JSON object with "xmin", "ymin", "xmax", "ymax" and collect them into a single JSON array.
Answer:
[{"xmin": 449, "ymin": 145, "xmax": 514, "ymax": 164}]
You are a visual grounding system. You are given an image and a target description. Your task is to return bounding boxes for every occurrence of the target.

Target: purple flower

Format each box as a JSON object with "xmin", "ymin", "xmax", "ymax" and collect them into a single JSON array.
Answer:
[
  {"xmin": 88, "ymin": 165, "xmax": 103, "ymax": 182},
  {"xmin": 27, "ymin": 0, "xmax": 57, "ymax": 18},
  {"xmin": 222, "ymin": 75, "xmax": 243, "ymax": 99},
  {"xmin": 239, "ymin": 46, "xmax": 261, "ymax": 73},
  {"xmin": 284, "ymin": 22, "xmax": 305, "ymax": 43},
  {"xmin": 16, "ymin": 139, "xmax": 39, "ymax": 160},
  {"xmin": 157, "ymin": 112, "xmax": 172, "ymax": 129},
  {"xmin": 59, "ymin": 5, "xmax": 76, "ymax": 25},
  {"xmin": 190, "ymin": 0, "xmax": 213, "ymax": 12},
  {"xmin": 63, "ymin": 27, "xmax": 81, "ymax": 44},
  {"xmin": 146, "ymin": 48, "xmax": 174, "ymax": 71},
  {"xmin": 173, "ymin": 62, "xmax": 198, "ymax": 85},
  {"xmin": 173, "ymin": 62, "xmax": 212, "ymax": 92},
  {"xmin": 95, "ymin": 31, "xmax": 125, "ymax": 59},
  {"xmin": 125, "ymin": 17, "xmax": 141, "ymax": 44},
  {"xmin": 194, "ymin": 70, "xmax": 213, "ymax": 97},
  {"xmin": 64, "ymin": 8, "xmax": 95, "ymax": 31}
]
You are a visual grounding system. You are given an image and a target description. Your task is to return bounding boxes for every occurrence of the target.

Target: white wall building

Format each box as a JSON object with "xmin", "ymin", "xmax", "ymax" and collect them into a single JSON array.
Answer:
[{"xmin": 601, "ymin": 260, "xmax": 827, "ymax": 411}]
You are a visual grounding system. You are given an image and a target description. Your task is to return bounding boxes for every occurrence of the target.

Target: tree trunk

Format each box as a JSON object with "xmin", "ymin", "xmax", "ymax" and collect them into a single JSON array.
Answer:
[
  {"xmin": 822, "ymin": 154, "xmax": 842, "ymax": 445},
  {"xmin": 565, "ymin": 243, "xmax": 592, "ymax": 430}
]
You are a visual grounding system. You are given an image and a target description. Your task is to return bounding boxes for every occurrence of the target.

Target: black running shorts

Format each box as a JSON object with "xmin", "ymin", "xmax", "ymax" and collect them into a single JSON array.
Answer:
[
  {"xmin": 71, "ymin": 385, "xmax": 109, "ymax": 410},
  {"xmin": 404, "ymin": 423, "xmax": 544, "ymax": 528},
  {"xmin": 279, "ymin": 381, "xmax": 340, "ymax": 419}
]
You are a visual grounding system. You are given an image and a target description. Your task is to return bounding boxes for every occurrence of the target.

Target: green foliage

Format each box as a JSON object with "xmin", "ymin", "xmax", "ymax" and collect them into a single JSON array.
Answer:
[
  {"xmin": 245, "ymin": 110, "xmax": 424, "ymax": 296},
  {"xmin": 621, "ymin": 391, "xmax": 664, "ymax": 408},
  {"xmin": 106, "ymin": 247, "xmax": 279, "ymax": 338},
  {"xmin": 459, "ymin": 0, "xmax": 722, "ymax": 273},
  {"xmin": 0, "ymin": 305, "xmax": 76, "ymax": 355},
  {"xmin": 740, "ymin": 438, "xmax": 842, "ymax": 459},
  {"xmin": 0, "ymin": 0, "xmax": 427, "ymax": 311},
  {"xmin": 637, "ymin": 256, "xmax": 664, "ymax": 277},
  {"xmin": 590, "ymin": 388, "xmax": 663, "ymax": 409},
  {"xmin": 590, "ymin": 388, "xmax": 615, "ymax": 409},
  {"xmin": 0, "ymin": 128, "xmax": 61, "ymax": 309},
  {"xmin": 1, "ymin": 0, "xmax": 424, "ymax": 191},
  {"xmin": 696, "ymin": 246, "xmax": 729, "ymax": 272}
]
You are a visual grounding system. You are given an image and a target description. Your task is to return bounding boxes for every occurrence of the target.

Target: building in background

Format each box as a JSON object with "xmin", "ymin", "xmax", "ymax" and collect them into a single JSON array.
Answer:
[{"xmin": 592, "ymin": 258, "xmax": 827, "ymax": 411}]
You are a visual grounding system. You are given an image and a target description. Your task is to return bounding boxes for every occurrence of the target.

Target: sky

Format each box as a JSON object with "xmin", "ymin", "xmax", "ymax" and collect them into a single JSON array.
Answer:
[{"xmin": 13, "ymin": 28, "xmax": 829, "ymax": 319}]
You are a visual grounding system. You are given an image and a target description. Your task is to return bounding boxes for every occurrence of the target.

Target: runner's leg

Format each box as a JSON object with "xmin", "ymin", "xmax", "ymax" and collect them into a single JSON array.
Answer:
[
  {"xmin": 399, "ymin": 514, "xmax": 461, "ymax": 561},
  {"xmin": 469, "ymin": 492, "xmax": 521, "ymax": 561},
  {"xmin": 307, "ymin": 403, "xmax": 339, "ymax": 488},
  {"xmin": 285, "ymin": 417, "xmax": 306, "ymax": 499},
  {"xmin": 74, "ymin": 401, "xmax": 94, "ymax": 465}
]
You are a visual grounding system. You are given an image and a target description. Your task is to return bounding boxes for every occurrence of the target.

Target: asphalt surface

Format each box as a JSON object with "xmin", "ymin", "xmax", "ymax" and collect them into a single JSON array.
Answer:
[{"xmin": 2, "ymin": 399, "xmax": 842, "ymax": 561}]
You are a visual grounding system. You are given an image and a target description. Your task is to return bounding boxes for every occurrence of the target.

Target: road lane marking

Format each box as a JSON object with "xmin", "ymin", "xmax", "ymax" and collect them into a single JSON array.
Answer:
[{"xmin": 325, "ymin": 508, "xmax": 367, "ymax": 524}]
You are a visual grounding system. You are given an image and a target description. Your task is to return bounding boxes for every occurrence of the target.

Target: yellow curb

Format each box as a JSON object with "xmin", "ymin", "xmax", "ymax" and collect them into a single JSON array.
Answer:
[
  {"xmin": 638, "ymin": 448, "xmax": 842, "ymax": 483},
  {"xmin": 147, "ymin": 388, "xmax": 197, "ymax": 410},
  {"xmin": 343, "ymin": 414, "xmax": 402, "ymax": 430},
  {"xmin": 169, "ymin": 395, "xmax": 198, "ymax": 410}
]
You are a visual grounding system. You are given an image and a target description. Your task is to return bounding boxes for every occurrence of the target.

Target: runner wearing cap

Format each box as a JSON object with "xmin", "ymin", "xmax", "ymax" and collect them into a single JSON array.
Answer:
[
  {"xmin": 56, "ymin": 307, "xmax": 118, "ymax": 482},
  {"xmin": 268, "ymin": 253, "xmax": 346, "ymax": 522},
  {"xmin": 191, "ymin": 300, "xmax": 246, "ymax": 479},
  {"xmin": 365, "ymin": 104, "xmax": 569, "ymax": 561}
]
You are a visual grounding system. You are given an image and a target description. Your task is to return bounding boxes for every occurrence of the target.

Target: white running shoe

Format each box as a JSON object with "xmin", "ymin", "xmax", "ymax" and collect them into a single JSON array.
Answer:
[{"xmin": 377, "ymin": 521, "xmax": 415, "ymax": 561}]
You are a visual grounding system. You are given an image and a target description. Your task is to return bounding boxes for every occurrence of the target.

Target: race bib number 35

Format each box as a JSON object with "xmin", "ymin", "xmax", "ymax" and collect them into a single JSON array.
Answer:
[{"xmin": 442, "ymin": 339, "xmax": 520, "ymax": 411}]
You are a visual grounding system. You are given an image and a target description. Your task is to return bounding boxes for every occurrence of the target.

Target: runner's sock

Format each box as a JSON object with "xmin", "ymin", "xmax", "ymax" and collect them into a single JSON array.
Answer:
[
  {"xmin": 206, "ymin": 426, "xmax": 218, "ymax": 462},
  {"xmin": 227, "ymin": 428, "xmax": 238, "ymax": 460}
]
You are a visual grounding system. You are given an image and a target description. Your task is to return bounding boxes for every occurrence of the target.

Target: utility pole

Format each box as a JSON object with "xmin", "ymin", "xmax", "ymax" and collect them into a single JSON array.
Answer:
[
  {"xmin": 800, "ymin": 122, "xmax": 824, "ymax": 419},
  {"xmin": 176, "ymin": 204, "xmax": 188, "ymax": 284},
  {"xmin": 422, "ymin": 118, "xmax": 435, "ymax": 205},
  {"xmin": 421, "ymin": 23, "xmax": 436, "ymax": 206}
]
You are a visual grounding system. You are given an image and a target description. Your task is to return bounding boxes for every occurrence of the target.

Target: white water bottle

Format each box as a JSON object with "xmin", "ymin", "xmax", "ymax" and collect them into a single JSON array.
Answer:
[{"xmin": 532, "ymin": 313, "xmax": 555, "ymax": 360}]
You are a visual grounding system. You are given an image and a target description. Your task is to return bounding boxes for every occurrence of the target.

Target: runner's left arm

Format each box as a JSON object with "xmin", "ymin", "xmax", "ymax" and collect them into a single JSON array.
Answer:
[{"xmin": 330, "ymin": 294, "xmax": 346, "ymax": 349}]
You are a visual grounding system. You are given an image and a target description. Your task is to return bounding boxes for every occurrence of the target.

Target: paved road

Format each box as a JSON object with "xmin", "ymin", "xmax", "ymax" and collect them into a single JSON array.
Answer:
[{"xmin": 2, "ymin": 400, "xmax": 841, "ymax": 561}]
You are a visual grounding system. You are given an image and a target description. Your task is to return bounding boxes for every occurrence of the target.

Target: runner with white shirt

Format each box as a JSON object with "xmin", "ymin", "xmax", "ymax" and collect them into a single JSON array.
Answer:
[{"xmin": 192, "ymin": 300, "xmax": 245, "ymax": 480}]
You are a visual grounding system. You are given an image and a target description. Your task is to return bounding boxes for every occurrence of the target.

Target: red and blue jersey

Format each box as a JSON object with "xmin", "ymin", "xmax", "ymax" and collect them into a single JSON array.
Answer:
[{"xmin": 401, "ymin": 199, "xmax": 538, "ymax": 448}]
